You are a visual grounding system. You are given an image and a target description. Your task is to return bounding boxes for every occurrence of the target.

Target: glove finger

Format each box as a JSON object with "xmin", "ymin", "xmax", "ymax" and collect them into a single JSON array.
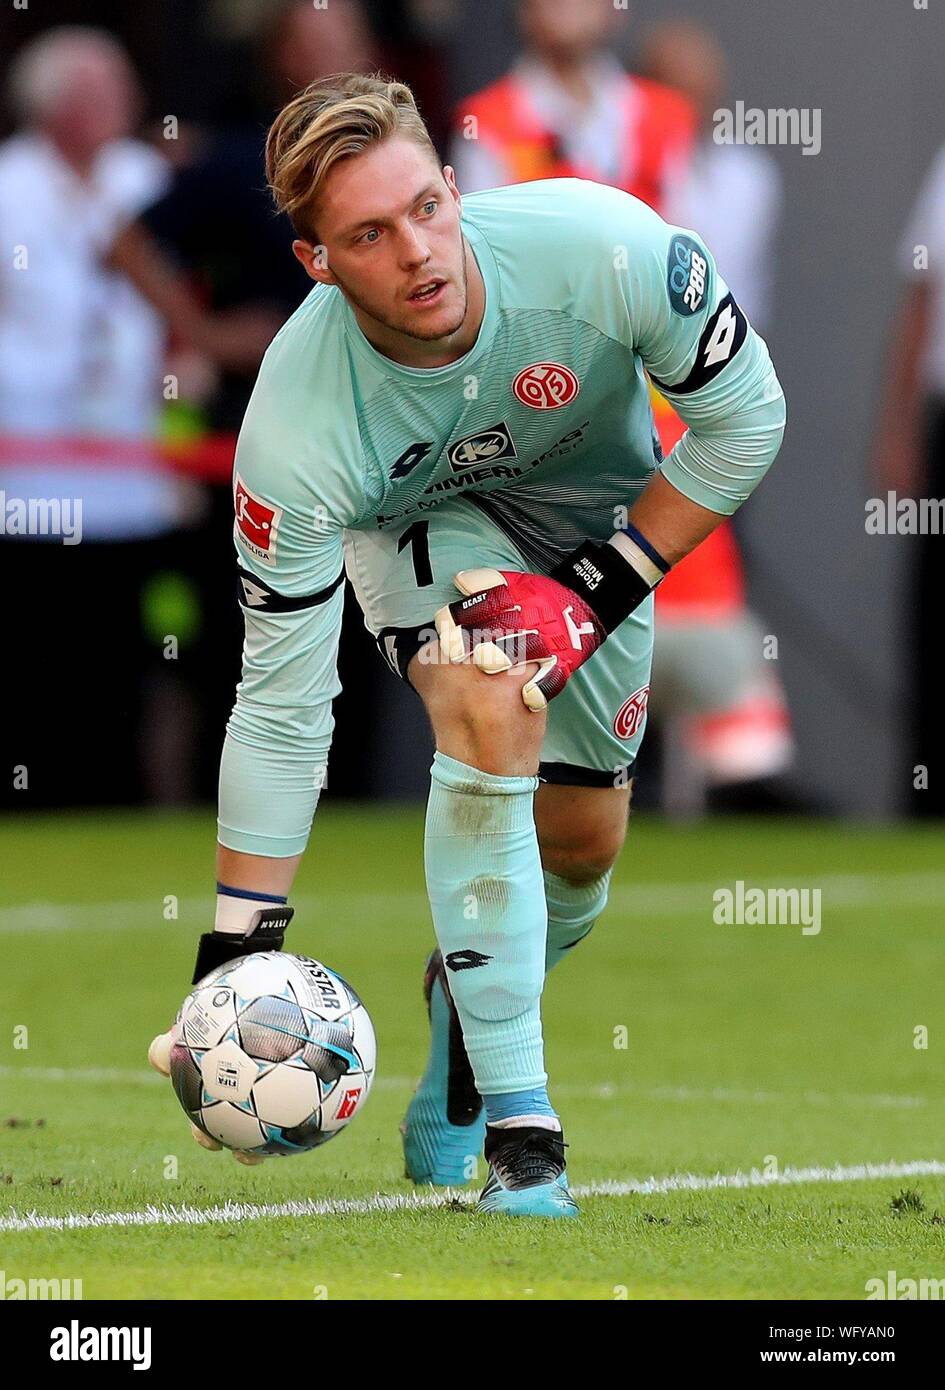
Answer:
[
  {"xmin": 469, "ymin": 638, "xmax": 514, "ymax": 674},
  {"xmin": 233, "ymin": 1149, "xmax": 266, "ymax": 1166},
  {"xmin": 190, "ymin": 1122, "xmax": 223, "ymax": 1152},
  {"xmin": 435, "ymin": 596, "xmax": 520, "ymax": 664},
  {"xmin": 521, "ymin": 656, "xmax": 567, "ymax": 711},
  {"xmin": 447, "ymin": 569, "xmax": 516, "ymax": 625},
  {"xmin": 433, "ymin": 602, "xmax": 469, "ymax": 664},
  {"xmin": 471, "ymin": 624, "xmax": 548, "ymax": 674},
  {"xmin": 147, "ymin": 1030, "xmax": 174, "ymax": 1077},
  {"xmin": 453, "ymin": 567, "xmax": 509, "ymax": 598}
]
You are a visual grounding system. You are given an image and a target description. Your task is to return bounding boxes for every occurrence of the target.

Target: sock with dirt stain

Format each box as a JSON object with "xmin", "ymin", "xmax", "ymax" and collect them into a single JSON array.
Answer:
[{"xmin": 424, "ymin": 750, "xmax": 548, "ymax": 1097}]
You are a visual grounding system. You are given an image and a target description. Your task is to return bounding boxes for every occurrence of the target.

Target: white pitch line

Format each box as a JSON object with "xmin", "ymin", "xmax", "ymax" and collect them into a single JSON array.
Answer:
[
  {"xmin": 0, "ymin": 1065, "xmax": 933, "ymax": 1113},
  {"xmin": 3, "ymin": 1159, "xmax": 944, "ymax": 1234},
  {"xmin": 3, "ymin": 871, "xmax": 945, "ymax": 932}
]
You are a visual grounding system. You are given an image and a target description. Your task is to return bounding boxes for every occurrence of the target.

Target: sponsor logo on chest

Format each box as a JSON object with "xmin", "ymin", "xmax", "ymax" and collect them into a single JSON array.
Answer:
[
  {"xmin": 447, "ymin": 421, "xmax": 517, "ymax": 470},
  {"xmin": 376, "ymin": 358, "xmax": 583, "ymax": 523}
]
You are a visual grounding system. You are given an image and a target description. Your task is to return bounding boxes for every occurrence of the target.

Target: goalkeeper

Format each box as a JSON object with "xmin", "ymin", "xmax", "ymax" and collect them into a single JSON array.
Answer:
[{"xmin": 151, "ymin": 73, "xmax": 785, "ymax": 1218}]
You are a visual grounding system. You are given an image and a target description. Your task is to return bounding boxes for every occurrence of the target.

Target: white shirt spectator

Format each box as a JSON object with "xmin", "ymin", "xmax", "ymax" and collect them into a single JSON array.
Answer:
[
  {"xmin": 900, "ymin": 142, "xmax": 945, "ymax": 396},
  {"xmin": 0, "ymin": 131, "xmax": 180, "ymax": 538}
]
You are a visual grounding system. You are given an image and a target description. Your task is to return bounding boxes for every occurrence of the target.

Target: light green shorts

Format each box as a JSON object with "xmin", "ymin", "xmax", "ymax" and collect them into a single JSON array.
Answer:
[{"xmin": 344, "ymin": 500, "xmax": 654, "ymax": 787}]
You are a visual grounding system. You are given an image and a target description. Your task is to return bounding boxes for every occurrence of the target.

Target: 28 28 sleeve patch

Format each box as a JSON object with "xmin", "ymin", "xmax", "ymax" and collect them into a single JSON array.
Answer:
[{"xmin": 666, "ymin": 234, "xmax": 712, "ymax": 317}]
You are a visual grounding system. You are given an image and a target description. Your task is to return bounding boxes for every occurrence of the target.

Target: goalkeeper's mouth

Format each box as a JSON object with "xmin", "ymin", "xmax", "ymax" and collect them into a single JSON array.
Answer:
[{"xmin": 407, "ymin": 277, "xmax": 448, "ymax": 306}]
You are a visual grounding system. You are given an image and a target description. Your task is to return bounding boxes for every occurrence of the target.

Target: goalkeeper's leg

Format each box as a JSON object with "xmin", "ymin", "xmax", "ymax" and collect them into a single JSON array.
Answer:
[
  {"xmin": 539, "ymin": 780, "xmax": 630, "ymax": 973},
  {"xmin": 406, "ymin": 654, "xmax": 625, "ymax": 1214},
  {"xmin": 402, "ymin": 774, "xmax": 629, "ymax": 1186}
]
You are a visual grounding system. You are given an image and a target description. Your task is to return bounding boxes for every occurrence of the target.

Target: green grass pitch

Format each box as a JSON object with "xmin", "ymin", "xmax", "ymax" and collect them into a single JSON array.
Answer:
[{"xmin": 1, "ymin": 808, "xmax": 944, "ymax": 1300}]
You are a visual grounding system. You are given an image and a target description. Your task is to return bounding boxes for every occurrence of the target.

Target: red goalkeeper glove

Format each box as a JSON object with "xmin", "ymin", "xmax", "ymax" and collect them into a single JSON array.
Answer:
[{"xmin": 434, "ymin": 532, "xmax": 670, "ymax": 711}]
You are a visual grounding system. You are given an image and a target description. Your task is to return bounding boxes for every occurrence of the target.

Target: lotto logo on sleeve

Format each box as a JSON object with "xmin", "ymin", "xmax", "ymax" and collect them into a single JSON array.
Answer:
[
  {"xmin": 234, "ymin": 474, "xmax": 282, "ymax": 564},
  {"xmin": 614, "ymin": 685, "xmax": 649, "ymax": 739}
]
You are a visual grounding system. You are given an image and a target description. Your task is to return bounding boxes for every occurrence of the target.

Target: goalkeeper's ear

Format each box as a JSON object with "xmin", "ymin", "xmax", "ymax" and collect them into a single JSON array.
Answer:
[{"xmin": 292, "ymin": 238, "xmax": 335, "ymax": 286}]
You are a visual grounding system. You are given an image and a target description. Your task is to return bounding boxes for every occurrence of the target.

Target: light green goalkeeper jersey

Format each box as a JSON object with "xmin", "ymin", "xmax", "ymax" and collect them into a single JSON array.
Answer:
[{"xmin": 219, "ymin": 177, "xmax": 785, "ymax": 856}]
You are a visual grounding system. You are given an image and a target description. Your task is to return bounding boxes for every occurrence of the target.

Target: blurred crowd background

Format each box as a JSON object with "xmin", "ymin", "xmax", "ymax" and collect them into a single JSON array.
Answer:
[{"xmin": 0, "ymin": 0, "xmax": 941, "ymax": 820}]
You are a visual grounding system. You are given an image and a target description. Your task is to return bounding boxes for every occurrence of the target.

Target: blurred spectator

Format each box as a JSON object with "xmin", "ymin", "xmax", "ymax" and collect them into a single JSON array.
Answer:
[
  {"xmin": 117, "ymin": 0, "xmax": 397, "ymax": 801},
  {"xmin": 372, "ymin": 0, "xmax": 458, "ymax": 155},
  {"xmin": 646, "ymin": 396, "xmax": 794, "ymax": 816},
  {"xmin": 874, "ymin": 143, "xmax": 945, "ymax": 816},
  {"xmin": 449, "ymin": 0, "xmax": 692, "ymax": 208},
  {"xmin": 0, "ymin": 27, "xmax": 207, "ymax": 810},
  {"xmin": 112, "ymin": 0, "xmax": 381, "ymax": 432},
  {"xmin": 0, "ymin": 27, "xmax": 178, "ymax": 534},
  {"xmin": 640, "ymin": 19, "xmax": 783, "ymax": 331}
]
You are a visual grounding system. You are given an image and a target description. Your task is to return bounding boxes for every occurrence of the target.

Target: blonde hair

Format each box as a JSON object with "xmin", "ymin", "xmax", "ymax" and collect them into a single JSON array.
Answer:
[{"xmin": 265, "ymin": 72, "xmax": 438, "ymax": 240}]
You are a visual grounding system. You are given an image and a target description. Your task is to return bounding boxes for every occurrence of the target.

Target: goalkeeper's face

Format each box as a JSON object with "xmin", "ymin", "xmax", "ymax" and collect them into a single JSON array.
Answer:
[{"xmin": 292, "ymin": 136, "xmax": 470, "ymax": 352}]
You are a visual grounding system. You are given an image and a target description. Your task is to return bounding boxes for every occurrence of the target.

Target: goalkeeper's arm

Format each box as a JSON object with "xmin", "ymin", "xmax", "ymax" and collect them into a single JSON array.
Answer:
[
  {"xmin": 190, "ymin": 551, "xmax": 345, "ymax": 982},
  {"xmin": 147, "ymin": 550, "xmax": 345, "ymax": 1164},
  {"xmin": 438, "ymin": 205, "xmax": 786, "ymax": 709}
]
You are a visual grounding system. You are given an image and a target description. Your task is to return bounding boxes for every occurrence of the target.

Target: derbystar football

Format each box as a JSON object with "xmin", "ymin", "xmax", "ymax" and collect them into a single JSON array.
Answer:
[{"xmin": 169, "ymin": 952, "xmax": 376, "ymax": 1155}]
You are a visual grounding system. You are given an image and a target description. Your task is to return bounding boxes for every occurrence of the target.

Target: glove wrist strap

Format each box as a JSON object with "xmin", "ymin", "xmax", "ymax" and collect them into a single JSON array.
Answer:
[
  {"xmin": 192, "ymin": 904, "xmax": 294, "ymax": 985},
  {"xmin": 550, "ymin": 529, "xmax": 669, "ymax": 635}
]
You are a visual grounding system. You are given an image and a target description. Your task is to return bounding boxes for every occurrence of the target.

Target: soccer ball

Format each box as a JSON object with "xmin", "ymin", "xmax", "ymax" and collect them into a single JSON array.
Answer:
[{"xmin": 169, "ymin": 952, "xmax": 376, "ymax": 1156}]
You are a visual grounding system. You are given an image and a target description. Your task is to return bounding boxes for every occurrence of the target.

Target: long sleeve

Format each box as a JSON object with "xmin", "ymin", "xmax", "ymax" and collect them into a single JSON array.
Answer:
[
  {"xmin": 611, "ymin": 193, "xmax": 787, "ymax": 515},
  {"xmin": 218, "ymin": 585, "xmax": 344, "ymax": 857},
  {"xmin": 217, "ymin": 370, "xmax": 347, "ymax": 857}
]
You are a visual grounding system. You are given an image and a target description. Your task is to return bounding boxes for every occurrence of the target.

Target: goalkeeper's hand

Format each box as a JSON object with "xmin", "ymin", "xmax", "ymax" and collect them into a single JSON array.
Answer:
[
  {"xmin": 147, "ymin": 1025, "xmax": 266, "ymax": 1165},
  {"xmin": 434, "ymin": 534, "xmax": 668, "ymax": 710},
  {"xmin": 435, "ymin": 567, "xmax": 605, "ymax": 710},
  {"xmin": 147, "ymin": 902, "xmax": 295, "ymax": 1166}
]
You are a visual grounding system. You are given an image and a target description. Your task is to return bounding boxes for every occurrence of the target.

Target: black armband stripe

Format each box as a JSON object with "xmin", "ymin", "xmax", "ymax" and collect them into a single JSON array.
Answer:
[
  {"xmin": 237, "ymin": 565, "xmax": 344, "ymax": 613},
  {"xmin": 650, "ymin": 293, "xmax": 749, "ymax": 397}
]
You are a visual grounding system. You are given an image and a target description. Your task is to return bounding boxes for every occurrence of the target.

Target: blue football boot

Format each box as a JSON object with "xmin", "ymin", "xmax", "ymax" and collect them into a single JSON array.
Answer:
[
  {"xmin": 476, "ymin": 1124, "xmax": 579, "ymax": 1218},
  {"xmin": 401, "ymin": 949, "xmax": 486, "ymax": 1186}
]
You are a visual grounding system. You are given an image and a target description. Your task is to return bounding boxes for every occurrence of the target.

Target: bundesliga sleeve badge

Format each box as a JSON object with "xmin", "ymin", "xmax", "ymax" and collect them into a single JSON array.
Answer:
[{"xmin": 234, "ymin": 473, "xmax": 283, "ymax": 565}]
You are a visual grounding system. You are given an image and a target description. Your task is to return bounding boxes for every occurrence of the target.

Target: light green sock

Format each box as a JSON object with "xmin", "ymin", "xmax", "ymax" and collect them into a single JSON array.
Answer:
[
  {"xmin": 424, "ymin": 751, "xmax": 547, "ymax": 1095},
  {"xmin": 543, "ymin": 868, "xmax": 612, "ymax": 973}
]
